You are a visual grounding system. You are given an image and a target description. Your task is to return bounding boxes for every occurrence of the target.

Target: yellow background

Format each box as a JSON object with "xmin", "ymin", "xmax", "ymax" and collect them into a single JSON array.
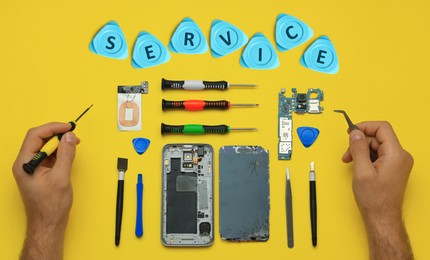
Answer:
[{"xmin": 1, "ymin": 0, "xmax": 429, "ymax": 259}]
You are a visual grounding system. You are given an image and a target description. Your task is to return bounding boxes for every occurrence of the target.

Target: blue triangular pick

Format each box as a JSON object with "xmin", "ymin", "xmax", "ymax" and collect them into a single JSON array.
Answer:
[
  {"xmin": 240, "ymin": 33, "xmax": 280, "ymax": 69},
  {"xmin": 132, "ymin": 31, "xmax": 171, "ymax": 68},
  {"xmin": 276, "ymin": 14, "xmax": 313, "ymax": 52},
  {"xmin": 89, "ymin": 21, "xmax": 128, "ymax": 59},
  {"xmin": 300, "ymin": 35, "xmax": 339, "ymax": 74},
  {"xmin": 169, "ymin": 17, "xmax": 208, "ymax": 54},
  {"xmin": 210, "ymin": 20, "xmax": 248, "ymax": 58},
  {"xmin": 132, "ymin": 138, "xmax": 150, "ymax": 155},
  {"xmin": 297, "ymin": 127, "xmax": 320, "ymax": 148}
]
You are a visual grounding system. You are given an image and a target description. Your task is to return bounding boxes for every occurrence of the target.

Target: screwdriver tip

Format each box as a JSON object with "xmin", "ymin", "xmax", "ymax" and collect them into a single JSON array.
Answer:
[{"xmin": 230, "ymin": 127, "xmax": 258, "ymax": 131}]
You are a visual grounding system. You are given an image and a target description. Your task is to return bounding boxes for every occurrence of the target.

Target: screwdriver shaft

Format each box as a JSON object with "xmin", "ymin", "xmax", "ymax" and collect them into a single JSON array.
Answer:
[{"xmin": 230, "ymin": 128, "xmax": 258, "ymax": 131}]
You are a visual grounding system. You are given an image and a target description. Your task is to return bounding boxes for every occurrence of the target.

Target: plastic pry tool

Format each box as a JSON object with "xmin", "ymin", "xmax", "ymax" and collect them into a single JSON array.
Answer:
[
  {"xmin": 89, "ymin": 21, "xmax": 128, "ymax": 59},
  {"xmin": 135, "ymin": 174, "xmax": 144, "ymax": 237},
  {"xmin": 297, "ymin": 127, "xmax": 320, "ymax": 148},
  {"xmin": 240, "ymin": 32, "xmax": 280, "ymax": 69},
  {"xmin": 169, "ymin": 17, "xmax": 208, "ymax": 54},
  {"xmin": 276, "ymin": 14, "xmax": 313, "ymax": 52},
  {"xmin": 210, "ymin": 20, "xmax": 248, "ymax": 58},
  {"xmin": 333, "ymin": 110, "xmax": 378, "ymax": 162},
  {"xmin": 301, "ymin": 35, "xmax": 339, "ymax": 74},
  {"xmin": 132, "ymin": 31, "xmax": 170, "ymax": 68},
  {"xmin": 132, "ymin": 138, "xmax": 150, "ymax": 155}
]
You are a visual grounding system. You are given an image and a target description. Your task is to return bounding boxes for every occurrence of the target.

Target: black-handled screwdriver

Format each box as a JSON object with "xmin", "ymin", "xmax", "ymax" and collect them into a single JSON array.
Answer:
[
  {"xmin": 162, "ymin": 99, "xmax": 258, "ymax": 111},
  {"xmin": 161, "ymin": 123, "xmax": 257, "ymax": 135},
  {"xmin": 23, "ymin": 104, "xmax": 93, "ymax": 174},
  {"xmin": 162, "ymin": 78, "xmax": 256, "ymax": 90}
]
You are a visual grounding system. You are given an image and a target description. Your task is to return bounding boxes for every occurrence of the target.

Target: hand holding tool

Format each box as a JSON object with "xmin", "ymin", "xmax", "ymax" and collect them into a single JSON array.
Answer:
[
  {"xmin": 23, "ymin": 104, "xmax": 93, "ymax": 174},
  {"xmin": 161, "ymin": 123, "xmax": 257, "ymax": 135},
  {"xmin": 162, "ymin": 78, "xmax": 256, "ymax": 90},
  {"xmin": 162, "ymin": 99, "xmax": 258, "ymax": 111},
  {"xmin": 334, "ymin": 110, "xmax": 378, "ymax": 162}
]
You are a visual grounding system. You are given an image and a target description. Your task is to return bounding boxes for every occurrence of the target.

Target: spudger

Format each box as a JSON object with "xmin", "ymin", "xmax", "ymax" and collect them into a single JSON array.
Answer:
[
  {"xmin": 135, "ymin": 174, "xmax": 144, "ymax": 237},
  {"xmin": 162, "ymin": 99, "xmax": 258, "ymax": 111},
  {"xmin": 333, "ymin": 110, "xmax": 378, "ymax": 162},
  {"xmin": 161, "ymin": 123, "xmax": 257, "ymax": 135},
  {"xmin": 22, "ymin": 104, "xmax": 93, "ymax": 174},
  {"xmin": 286, "ymin": 168, "xmax": 294, "ymax": 248},
  {"xmin": 162, "ymin": 78, "xmax": 256, "ymax": 90}
]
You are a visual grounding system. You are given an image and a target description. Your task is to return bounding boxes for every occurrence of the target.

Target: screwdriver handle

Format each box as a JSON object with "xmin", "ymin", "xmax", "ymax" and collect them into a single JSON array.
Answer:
[
  {"xmin": 22, "ymin": 121, "xmax": 76, "ymax": 174},
  {"xmin": 162, "ymin": 78, "xmax": 229, "ymax": 90},
  {"xmin": 162, "ymin": 99, "xmax": 230, "ymax": 111},
  {"xmin": 161, "ymin": 123, "xmax": 230, "ymax": 135}
]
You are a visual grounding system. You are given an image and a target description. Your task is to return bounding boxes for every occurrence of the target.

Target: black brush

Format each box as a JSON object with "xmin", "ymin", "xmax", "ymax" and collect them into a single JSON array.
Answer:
[{"xmin": 115, "ymin": 157, "xmax": 128, "ymax": 246}]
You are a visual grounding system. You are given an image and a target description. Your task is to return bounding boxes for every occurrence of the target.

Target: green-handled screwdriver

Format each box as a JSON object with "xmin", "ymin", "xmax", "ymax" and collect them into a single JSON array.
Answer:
[
  {"xmin": 161, "ymin": 123, "xmax": 257, "ymax": 135},
  {"xmin": 23, "ymin": 105, "xmax": 93, "ymax": 174}
]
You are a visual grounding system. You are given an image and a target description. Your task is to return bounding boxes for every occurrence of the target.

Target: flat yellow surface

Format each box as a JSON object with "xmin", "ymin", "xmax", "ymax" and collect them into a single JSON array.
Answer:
[{"xmin": 1, "ymin": 1, "xmax": 429, "ymax": 259}]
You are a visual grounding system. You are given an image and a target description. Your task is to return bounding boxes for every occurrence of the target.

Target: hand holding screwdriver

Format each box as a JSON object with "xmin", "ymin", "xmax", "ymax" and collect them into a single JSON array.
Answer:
[
  {"xmin": 162, "ymin": 99, "xmax": 258, "ymax": 111},
  {"xmin": 23, "ymin": 105, "xmax": 93, "ymax": 174}
]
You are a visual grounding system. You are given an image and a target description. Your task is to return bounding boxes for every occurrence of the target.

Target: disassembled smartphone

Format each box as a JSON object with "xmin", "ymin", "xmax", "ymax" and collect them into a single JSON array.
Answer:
[
  {"xmin": 278, "ymin": 88, "xmax": 324, "ymax": 160},
  {"xmin": 161, "ymin": 144, "xmax": 214, "ymax": 246},
  {"xmin": 219, "ymin": 146, "xmax": 270, "ymax": 242}
]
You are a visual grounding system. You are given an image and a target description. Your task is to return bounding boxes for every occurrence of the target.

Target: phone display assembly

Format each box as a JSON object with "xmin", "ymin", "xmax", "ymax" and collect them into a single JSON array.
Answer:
[
  {"xmin": 219, "ymin": 146, "xmax": 270, "ymax": 241},
  {"xmin": 162, "ymin": 144, "xmax": 214, "ymax": 246}
]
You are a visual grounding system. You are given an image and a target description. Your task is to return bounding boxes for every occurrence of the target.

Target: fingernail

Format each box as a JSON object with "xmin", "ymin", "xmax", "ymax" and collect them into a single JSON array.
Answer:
[
  {"xmin": 63, "ymin": 132, "xmax": 76, "ymax": 144},
  {"xmin": 350, "ymin": 130, "xmax": 364, "ymax": 141}
]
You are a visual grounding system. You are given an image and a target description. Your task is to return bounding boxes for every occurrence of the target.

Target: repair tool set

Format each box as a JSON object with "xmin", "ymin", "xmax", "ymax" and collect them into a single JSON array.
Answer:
[{"xmin": 81, "ymin": 12, "xmax": 343, "ymax": 248}]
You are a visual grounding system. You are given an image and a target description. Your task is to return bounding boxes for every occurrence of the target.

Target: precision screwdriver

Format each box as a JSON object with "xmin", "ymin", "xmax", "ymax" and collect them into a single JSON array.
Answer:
[
  {"xmin": 23, "ymin": 104, "xmax": 93, "ymax": 174},
  {"xmin": 161, "ymin": 123, "xmax": 257, "ymax": 135},
  {"xmin": 162, "ymin": 78, "xmax": 256, "ymax": 91},
  {"xmin": 162, "ymin": 99, "xmax": 259, "ymax": 111}
]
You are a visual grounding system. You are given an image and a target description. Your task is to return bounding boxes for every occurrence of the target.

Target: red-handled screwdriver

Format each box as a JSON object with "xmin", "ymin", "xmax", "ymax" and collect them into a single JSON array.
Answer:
[{"xmin": 162, "ymin": 99, "xmax": 259, "ymax": 111}]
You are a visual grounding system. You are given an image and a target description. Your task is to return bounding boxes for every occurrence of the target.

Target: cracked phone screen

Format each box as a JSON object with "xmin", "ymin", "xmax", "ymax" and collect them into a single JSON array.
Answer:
[{"xmin": 219, "ymin": 146, "xmax": 270, "ymax": 241}]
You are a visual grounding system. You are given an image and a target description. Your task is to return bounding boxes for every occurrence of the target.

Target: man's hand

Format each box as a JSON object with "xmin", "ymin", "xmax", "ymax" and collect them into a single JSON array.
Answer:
[
  {"xmin": 12, "ymin": 122, "xmax": 79, "ymax": 260},
  {"xmin": 342, "ymin": 121, "xmax": 414, "ymax": 260}
]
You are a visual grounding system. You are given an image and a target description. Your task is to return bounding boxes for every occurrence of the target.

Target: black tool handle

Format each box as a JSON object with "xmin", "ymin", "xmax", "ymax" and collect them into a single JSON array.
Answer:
[
  {"xmin": 310, "ymin": 181, "xmax": 317, "ymax": 247},
  {"xmin": 162, "ymin": 99, "xmax": 230, "ymax": 111},
  {"xmin": 115, "ymin": 180, "xmax": 124, "ymax": 246},
  {"xmin": 161, "ymin": 123, "xmax": 230, "ymax": 135},
  {"xmin": 23, "ymin": 152, "xmax": 48, "ymax": 174}
]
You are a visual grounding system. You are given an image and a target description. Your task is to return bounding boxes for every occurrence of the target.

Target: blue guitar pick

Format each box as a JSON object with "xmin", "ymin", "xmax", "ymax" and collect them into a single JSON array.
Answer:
[
  {"xmin": 169, "ymin": 17, "xmax": 208, "ymax": 54},
  {"xmin": 240, "ymin": 33, "xmax": 279, "ymax": 69},
  {"xmin": 132, "ymin": 31, "xmax": 170, "ymax": 68},
  {"xmin": 89, "ymin": 21, "xmax": 128, "ymax": 59},
  {"xmin": 276, "ymin": 14, "xmax": 313, "ymax": 52},
  {"xmin": 297, "ymin": 127, "xmax": 320, "ymax": 148},
  {"xmin": 300, "ymin": 35, "xmax": 339, "ymax": 74},
  {"xmin": 210, "ymin": 20, "xmax": 248, "ymax": 58},
  {"xmin": 132, "ymin": 138, "xmax": 150, "ymax": 155}
]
